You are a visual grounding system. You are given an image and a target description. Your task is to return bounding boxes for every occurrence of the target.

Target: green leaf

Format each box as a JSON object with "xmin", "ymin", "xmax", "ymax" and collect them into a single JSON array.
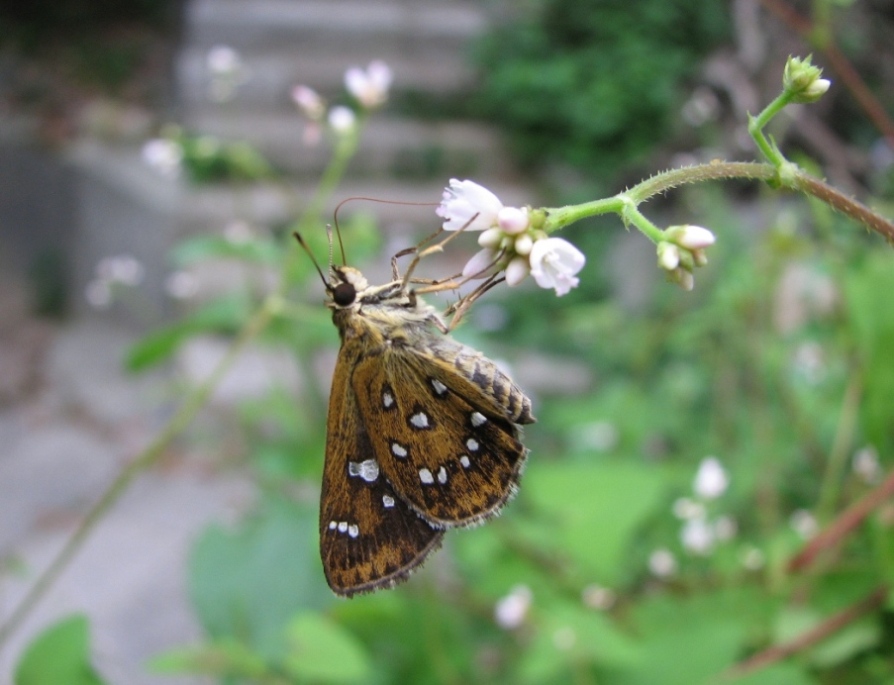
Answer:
[
  {"xmin": 521, "ymin": 461, "xmax": 665, "ymax": 583},
  {"xmin": 125, "ymin": 295, "xmax": 254, "ymax": 372},
  {"xmin": 188, "ymin": 495, "xmax": 330, "ymax": 659},
  {"xmin": 149, "ymin": 639, "xmax": 267, "ymax": 678},
  {"xmin": 14, "ymin": 615, "xmax": 107, "ymax": 685},
  {"xmin": 729, "ymin": 663, "xmax": 817, "ymax": 685},
  {"xmin": 283, "ymin": 612, "xmax": 372, "ymax": 683}
]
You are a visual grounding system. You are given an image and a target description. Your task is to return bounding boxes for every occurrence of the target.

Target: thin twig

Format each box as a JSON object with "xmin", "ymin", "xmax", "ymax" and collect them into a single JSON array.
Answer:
[
  {"xmin": 723, "ymin": 586, "xmax": 887, "ymax": 679},
  {"xmin": 789, "ymin": 467, "xmax": 894, "ymax": 573}
]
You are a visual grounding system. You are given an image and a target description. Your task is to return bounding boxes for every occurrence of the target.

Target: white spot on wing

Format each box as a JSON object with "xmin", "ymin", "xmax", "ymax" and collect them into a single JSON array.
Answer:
[
  {"xmin": 431, "ymin": 379, "xmax": 448, "ymax": 395},
  {"xmin": 471, "ymin": 412, "xmax": 487, "ymax": 427},
  {"xmin": 466, "ymin": 438, "xmax": 480, "ymax": 452},
  {"xmin": 349, "ymin": 458, "xmax": 379, "ymax": 482},
  {"xmin": 391, "ymin": 442, "xmax": 408, "ymax": 458},
  {"xmin": 337, "ymin": 521, "xmax": 348, "ymax": 533},
  {"xmin": 460, "ymin": 455, "xmax": 471, "ymax": 468},
  {"xmin": 348, "ymin": 524, "xmax": 359, "ymax": 538},
  {"xmin": 383, "ymin": 392, "xmax": 394, "ymax": 408},
  {"xmin": 410, "ymin": 412, "xmax": 430, "ymax": 428},
  {"xmin": 437, "ymin": 466, "xmax": 448, "ymax": 484},
  {"xmin": 419, "ymin": 468, "xmax": 434, "ymax": 484},
  {"xmin": 329, "ymin": 520, "xmax": 337, "ymax": 529},
  {"xmin": 382, "ymin": 495, "xmax": 395, "ymax": 508}
]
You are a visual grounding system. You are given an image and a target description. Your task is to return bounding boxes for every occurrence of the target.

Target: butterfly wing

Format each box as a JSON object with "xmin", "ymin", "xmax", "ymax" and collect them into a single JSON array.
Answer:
[
  {"xmin": 353, "ymin": 342, "xmax": 530, "ymax": 528},
  {"xmin": 320, "ymin": 345, "xmax": 444, "ymax": 597}
]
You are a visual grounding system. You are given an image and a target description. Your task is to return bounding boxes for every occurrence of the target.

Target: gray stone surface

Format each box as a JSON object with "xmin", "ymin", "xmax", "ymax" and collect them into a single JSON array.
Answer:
[{"xmin": 0, "ymin": 316, "xmax": 256, "ymax": 684}]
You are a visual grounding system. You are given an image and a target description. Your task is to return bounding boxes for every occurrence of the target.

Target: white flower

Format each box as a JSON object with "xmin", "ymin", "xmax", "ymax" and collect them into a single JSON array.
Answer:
[
  {"xmin": 207, "ymin": 45, "xmax": 243, "ymax": 76},
  {"xmin": 437, "ymin": 179, "xmax": 504, "ymax": 232},
  {"xmin": 681, "ymin": 517, "xmax": 715, "ymax": 555},
  {"xmin": 344, "ymin": 60, "xmax": 392, "ymax": 109},
  {"xmin": 142, "ymin": 138, "xmax": 183, "ymax": 177},
  {"xmin": 693, "ymin": 457, "xmax": 728, "ymax": 500},
  {"xmin": 853, "ymin": 446, "xmax": 881, "ymax": 484},
  {"xmin": 672, "ymin": 497, "xmax": 706, "ymax": 520},
  {"xmin": 529, "ymin": 238, "xmax": 585, "ymax": 296},
  {"xmin": 328, "ymin": 106, "xmax": 356, "ymax": 134},
  {"xmin": 494, "ymin": 585, "xmax": 532, "ymax": 629},
  {"xmin": 648, "ymin": 548, "xmax": 678, "ymax": 578},
  {"xmin": 790, "ymin": 509, "xmax": 818, "ymax": 539}
]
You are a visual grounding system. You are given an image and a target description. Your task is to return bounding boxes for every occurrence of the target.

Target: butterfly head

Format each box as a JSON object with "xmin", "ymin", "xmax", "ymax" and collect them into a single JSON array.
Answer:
[{"xmin": 327, "ymin": 266, "xmax": 368, "ymax": 309}]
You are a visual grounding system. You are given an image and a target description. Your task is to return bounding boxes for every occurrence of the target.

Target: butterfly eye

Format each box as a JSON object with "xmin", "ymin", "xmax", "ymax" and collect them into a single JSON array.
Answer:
[{"xmin": 332, "ymin": 282, "xmax": 357, "ymax": 306}]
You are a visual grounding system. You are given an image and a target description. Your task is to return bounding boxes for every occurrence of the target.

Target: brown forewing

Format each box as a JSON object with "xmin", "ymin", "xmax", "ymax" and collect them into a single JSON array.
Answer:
[
  {"xmin": 353, "ymin": 347, "xmax": 528, "ymax": 528},
  {"xmin": 320, "ymin": 350, "xmax": 444, "ymax": 597}
]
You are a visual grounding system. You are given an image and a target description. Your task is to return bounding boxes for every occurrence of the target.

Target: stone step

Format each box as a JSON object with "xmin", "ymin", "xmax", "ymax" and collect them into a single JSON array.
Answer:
[
  {"xmin": 176, "ymin": 44, "xmax": 479, "ymax": 115},
  {"xmin": 184, "ymin": 0, "xmax": 486, "ymax": 52},
  {"xmin": 180, "ymin": 112, "xmax": 513, "ymax": 179}
]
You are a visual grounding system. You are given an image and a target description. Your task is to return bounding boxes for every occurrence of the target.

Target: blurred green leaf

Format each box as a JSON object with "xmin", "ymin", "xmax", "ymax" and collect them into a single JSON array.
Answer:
[
  {"xmin": 283, "ymin": 612, "xmax": 372, "ymax": 683},
  {"xmin": 149, "ymin": 638, "xmax": 267, "ymax": 678},
  {"xmin": 522, "ymin": 461, "xmax": 666, "ymax": 583},
  {"xmin": 845, "ymin": 251, "xmax": 894, "ymax": 452},
  {"xmin": 14, "ymin": 615, "xmax": 107, "ymax": 685},
  {"xmin": 188, "ymin": 495, "xmax": 330, "ymax": 659},
  {"xmin": 171, "ymin": 234, "xmax": 281, "ymax": 266},
  {"xmin": 126, "ymin": 294, "xmax": 254, "ymax": 371}
]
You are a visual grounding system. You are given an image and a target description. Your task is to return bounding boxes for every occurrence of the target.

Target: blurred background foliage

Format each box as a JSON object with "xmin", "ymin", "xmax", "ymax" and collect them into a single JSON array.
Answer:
[{"xmin": 4, "ymin": 0, "xmax": 894, "ymax": 683}]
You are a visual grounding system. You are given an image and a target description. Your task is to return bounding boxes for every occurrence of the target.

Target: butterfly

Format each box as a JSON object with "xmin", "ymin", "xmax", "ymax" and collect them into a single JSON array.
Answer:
[{"xmin": 299, "ymin": 232, "xmax": 535, "ymax": 597}]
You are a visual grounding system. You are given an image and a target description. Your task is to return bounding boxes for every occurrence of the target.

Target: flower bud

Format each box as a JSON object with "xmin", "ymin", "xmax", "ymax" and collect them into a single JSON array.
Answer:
[
  {"xmin": 666, "ymin": 224, "xmax": 715, "ymax": 250},
  {"xmin": 783, "ymin": 55, "xmax": 830, "ymax": 104},
  {"xmin": 505, "ymin": 256, "xmax": 530, "ymax": 286},
  {"xmin": 497, "ymin": 206, "xmax": 530, "ymax": 235},
  {"xmin": 514, "ymin": 233, "xmax": 534, "ymax": 256},
  {"xmin": 657, "ymin": 241, "xmax": 680, "ymax": 271},
  {"xmin": 478, "ymin": 227, "xmax": 504, "ymax": 248}
]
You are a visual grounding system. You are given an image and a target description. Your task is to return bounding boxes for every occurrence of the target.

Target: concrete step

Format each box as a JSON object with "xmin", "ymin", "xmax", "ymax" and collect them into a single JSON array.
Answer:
[
  {"xmin": 176, "ymin": 44, "xmax": 479, "ymax": 115},
  {"xmin": 184, "ymin": 0, "xmax": 486, "ymax": 52},
  {"xmin": 180, "ymin": 112, "xmax": 513, "ymax": 179}
]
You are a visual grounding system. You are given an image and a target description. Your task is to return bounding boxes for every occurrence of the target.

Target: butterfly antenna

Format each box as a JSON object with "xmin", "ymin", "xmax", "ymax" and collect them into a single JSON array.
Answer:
[
  {"xmin": 332, "ymin": 199, "xmax": 350, "ymax": 265},
  {"xmin": 293, "ymin": 232, "xmax": 332, "ymax": 290}
]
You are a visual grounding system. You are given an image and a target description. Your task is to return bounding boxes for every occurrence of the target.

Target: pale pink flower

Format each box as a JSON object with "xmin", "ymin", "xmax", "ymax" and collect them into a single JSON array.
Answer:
[
  {"xmin": 529, "ymin": 238, "xmax": 585, "ymax": 296},
  {"xmin": 437, "ymin": 179, "xmax": 504, "ymax": 232},
  {"xmin": 344, "ymin": 60, "xmax": 392, "ymax": 109}
]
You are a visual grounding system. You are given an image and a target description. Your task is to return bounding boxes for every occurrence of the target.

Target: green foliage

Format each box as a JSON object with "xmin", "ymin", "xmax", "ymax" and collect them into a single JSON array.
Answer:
[
  {"xmin": 473, "ymin": 0, "xmax": 730, "ymax": 189},
  {"xmin": 124, "ymin": 186, "xmax": 894, "ymax": 685},
  {"xmin": 14, "ymin": 615, "xmax": 107, "ymax": 685}
]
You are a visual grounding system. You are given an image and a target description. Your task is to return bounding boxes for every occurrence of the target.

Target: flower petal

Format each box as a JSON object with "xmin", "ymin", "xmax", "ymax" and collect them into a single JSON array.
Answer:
[
  {"xmin": 436, "ymin": 179, "xmax": 503, "ymax": 232},
  {"xmin": 529, "ymin": 237, "xmax": 585, "ymax": 296}
]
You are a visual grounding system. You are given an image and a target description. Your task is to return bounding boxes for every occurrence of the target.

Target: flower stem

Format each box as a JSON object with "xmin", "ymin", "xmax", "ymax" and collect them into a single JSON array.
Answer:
[{"xmin": 747, "ymin": 92, "xmax": 795, "ymax": 167}]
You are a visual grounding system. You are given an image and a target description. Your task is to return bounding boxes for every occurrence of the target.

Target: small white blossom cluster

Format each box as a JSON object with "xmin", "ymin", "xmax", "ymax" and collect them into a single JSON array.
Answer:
[
  {"xmin": 85, "ymin": 254, "xmax": 145, "ymax": 309},
  {"xmin": 436, "ymin": 179, "xmax": 585, "ymax": 296},
  {"xmin": 648, "ymin": 457, "xmax": 736, "ymax": 575},
  {"xmin": 292, "ymin": 60, "xmax": 392, "ymax": 145},
  {"xmin": 656, "ymin": 224, "xmax": 716, "ymax": 291}
]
